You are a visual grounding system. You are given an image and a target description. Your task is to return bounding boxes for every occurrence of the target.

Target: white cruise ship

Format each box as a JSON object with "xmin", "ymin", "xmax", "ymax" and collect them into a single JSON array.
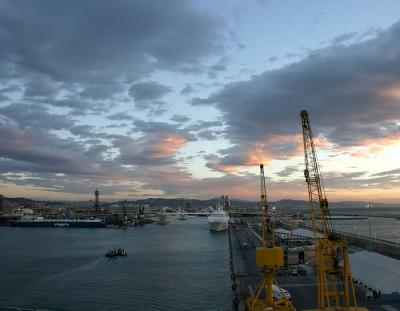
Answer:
[{"xmin": 208, "ymin": 205, "xmax": 229, "ymax": 231}]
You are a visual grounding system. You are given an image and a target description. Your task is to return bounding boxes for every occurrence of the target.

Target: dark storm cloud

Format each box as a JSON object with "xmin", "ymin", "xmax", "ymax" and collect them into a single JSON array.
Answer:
[
  {"xmin": 317, "ymin": 170, "xmax": 400, "ymax": 191},
  {"xmin": 0, "ymin": 85, "xmax": 22, "ymax": 94},
  {"xmin": 170, "ymin": 114, "xmax": 191, "ymax": 123},
  {"xmin": 133, "ymin": 120, "xmax": 196, "ymax": 141},
  {"xmin": 184, "ymin": 120, "xmax": 223, "ymax": 132},
  {"xmin": 0, "ymin": 93, "xmax": 9, "ymax": 102},
  {"xmin": 197, "ymin": 130, "xmax": 220, "ymax": 140},
  {"xmin": 107, "ymin": 112, "xmax": 135, "ymax": 121},
  {"xmin": 209, "ymin": 56, "xmax": 228, "ymax": 72},
  {"xmin": 371, "ymin": 168, "xmax": 400, "ymax": 177},
  {"xmin": 0, "ymin": 123, "xmax": 97, "ymax": 175},
  {"xmin": 0, "ymin": 0, "xmax": 224, "ymax": 83},
  {"xmin": 0, "ymin": 0, "xmax": 231, "ymax": 197},
  {"xmin": 23, "ymin": 75, "xmax": 59, "ymax": 97},
  {"xmin": 331, "ymin": 32, "xmax": 357, "ymax": 45},
  {"xmin": 134, "ymin": 100, "xmax": 168, "ymax": 116},
  {"xmin": 269, "ymin": 56, "xmax": 278, "ymax": 62},
  {"xmin": 193, "ymin": 21, "xmax": 400, "ymax": 171},
  {"xmin": 130, "ymin": 168, "xmax": 259, "ymax": 199},
  {"xmin": 79, "ymin": 84, "xmax": 126, "ymax": 100},
  {"xmin": 180, "ymin": 85, "xmax": 195, "ymax": 96},
  {"xmin": 0, "ymin": 103, "xmax": 73, "ymax": 130},
  {"xmin": 110, "ymin": 120, "xmax": 197, "ymax": 166},
  {"xmin": 45, "ymin": 96, "xmax": 109, "ymax": 115},
  {"xmin": 70, "ymin": 125, "xmax": 95, "ymax": 138},
  {"xmin": 129, "ymin": 81, "xmax": 172, "ymax": 102},
  {"xmin": 275, "ymin": 166, "xmax": 299, "ymax": 178}
]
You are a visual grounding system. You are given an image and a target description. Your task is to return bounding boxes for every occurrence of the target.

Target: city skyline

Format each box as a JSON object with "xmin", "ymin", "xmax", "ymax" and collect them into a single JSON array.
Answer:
[{"xmin": 1, "ymin": 1, "xmax": 400, "ymax": 202}]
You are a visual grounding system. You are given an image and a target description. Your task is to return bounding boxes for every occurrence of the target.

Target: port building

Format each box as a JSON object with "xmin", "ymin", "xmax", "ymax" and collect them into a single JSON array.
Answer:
[{"xmin": 349, "ymin": 251, "xmax": 400, "ymax": 300}]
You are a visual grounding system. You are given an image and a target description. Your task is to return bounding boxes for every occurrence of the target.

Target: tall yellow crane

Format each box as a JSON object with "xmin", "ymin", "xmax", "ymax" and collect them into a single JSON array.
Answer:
[
  {"xmin": 246, "ymin": 164, "xmax": 295, "ymax": 311},
  {"xmin": 300, "ymin": 110, "xmax": 367, "ymax": 311}
]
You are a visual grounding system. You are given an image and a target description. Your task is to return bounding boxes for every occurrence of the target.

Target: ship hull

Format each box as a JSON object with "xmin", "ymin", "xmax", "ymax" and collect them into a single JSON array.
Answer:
[
  {"xmin": 209, "ymin": 221, "xmax": 228, "ymax": 232},
  {"xmin": 12, "ymin": 221, "xmax": 106, "ymax": 228}
]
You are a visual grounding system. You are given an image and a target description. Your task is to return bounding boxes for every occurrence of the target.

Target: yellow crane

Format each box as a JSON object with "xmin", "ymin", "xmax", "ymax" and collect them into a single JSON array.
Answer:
[
  {"xmin": 246, "ymin": 164, "xmax": 295, "ymax": 311},
  {"xmin": 300, "ymin": 110, "xmax": 367, "ymax": 311}
]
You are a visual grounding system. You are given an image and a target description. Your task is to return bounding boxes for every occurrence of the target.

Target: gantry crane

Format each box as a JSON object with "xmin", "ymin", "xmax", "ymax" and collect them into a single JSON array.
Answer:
[
  {"xmin": 300, "ymin": 110, "xmax": 367, "ymax": 311},
  {"xmin": 246, "ymin": 164, "xmax": 295, "ymax": 311}
]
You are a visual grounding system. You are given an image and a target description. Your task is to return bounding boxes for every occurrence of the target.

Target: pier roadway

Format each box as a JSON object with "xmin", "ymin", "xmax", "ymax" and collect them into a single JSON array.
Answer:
[
  {"xmin": 229, "ymin": 223, "xmax": 318, "ymax": 310},
  {"xmin": 229, "ymin": 223, "xmax": 400, "ymax": 311}
]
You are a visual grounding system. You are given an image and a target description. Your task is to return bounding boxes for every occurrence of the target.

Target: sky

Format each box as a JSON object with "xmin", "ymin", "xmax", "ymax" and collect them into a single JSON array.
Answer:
[{"xmin": 1, "ymin": 0, "xmax": 400, "ymax": 202}]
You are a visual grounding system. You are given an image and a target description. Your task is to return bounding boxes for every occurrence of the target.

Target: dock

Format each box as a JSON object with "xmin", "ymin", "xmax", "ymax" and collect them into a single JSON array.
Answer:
[{"xmin": 228, "ymin": 221, "xmax": 400, "ymax": 311}]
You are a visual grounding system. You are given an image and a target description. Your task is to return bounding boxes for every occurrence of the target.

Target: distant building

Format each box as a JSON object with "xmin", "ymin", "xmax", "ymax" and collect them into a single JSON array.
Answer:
[
  {"xmin": 106, "ymin": 204, "xmax": 149, "ymax": 216},
  {"xmin": 10, "ymin": 208, "xmax": 34, "ymax": 217},
  {"xmin": 94, "ymin": 188, "xmax": 100, "ymax": 209},
  {"xmin": 223, "ymin": 195, "xmax": 230, "ymax": 209}
]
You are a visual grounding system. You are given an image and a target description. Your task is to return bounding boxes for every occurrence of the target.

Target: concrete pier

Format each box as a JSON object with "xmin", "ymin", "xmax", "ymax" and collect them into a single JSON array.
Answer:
[
  {"xmin": 229, "ymin": 223, "xmax": 262, "ymax": 311},
  {"xmin": 228, "ymin": 223, "xmax": 319, "ymax": 310},
  {"xmin": 344, "ymin": 233, "xmax": 400, "ymax": 260},
  {"xmin": 228, "ymin": 221, "xmax": 400, "ymax": 311}
]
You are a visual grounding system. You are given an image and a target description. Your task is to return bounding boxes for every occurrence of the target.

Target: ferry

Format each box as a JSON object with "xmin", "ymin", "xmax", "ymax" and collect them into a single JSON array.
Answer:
[
  {"xmin": 11, "ymin": 215, "xmax": 106, "ymax": 228},
  {"xmin": 208, "ymin": 205, "xmax": 229, "ymax": 231}
]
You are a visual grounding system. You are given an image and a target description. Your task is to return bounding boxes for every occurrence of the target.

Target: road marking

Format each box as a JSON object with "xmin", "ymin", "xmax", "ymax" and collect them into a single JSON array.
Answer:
[{"xmin": 382, "ymin": 305, "xmax": 399, "ymax": 311}]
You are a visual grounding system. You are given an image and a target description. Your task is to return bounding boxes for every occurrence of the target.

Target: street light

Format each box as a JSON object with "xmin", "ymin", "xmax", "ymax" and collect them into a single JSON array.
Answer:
[{"xmin": 366, "ymin": 203, "xmax": 373, "ymax": 250}]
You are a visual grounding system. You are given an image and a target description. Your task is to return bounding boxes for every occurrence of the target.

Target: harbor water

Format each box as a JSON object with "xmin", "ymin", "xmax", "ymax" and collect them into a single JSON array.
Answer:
[
  {"xmin": 331, "ymin": 207, "xmax": 400, "ymax": 244},
  {"xmin": 0, "ymin": 217, "xmax": 232, "ymax": 311}
]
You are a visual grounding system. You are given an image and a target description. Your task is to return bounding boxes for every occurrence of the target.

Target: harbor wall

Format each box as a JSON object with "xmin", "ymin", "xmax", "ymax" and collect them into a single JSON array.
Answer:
[{"xmin": 343, "ymin": 233, "xmax": 400, "ymax": 260}]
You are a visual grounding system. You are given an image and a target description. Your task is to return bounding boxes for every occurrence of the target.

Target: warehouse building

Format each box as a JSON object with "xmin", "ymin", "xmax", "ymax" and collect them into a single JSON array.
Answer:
[{"xmin": 349, "ymin": 251, "xmax": 400, "ymax": 300}]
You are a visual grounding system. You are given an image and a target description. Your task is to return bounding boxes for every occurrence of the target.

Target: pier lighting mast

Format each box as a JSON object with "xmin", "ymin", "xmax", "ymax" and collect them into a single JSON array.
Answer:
[
  {"xmin": 246, "ymin": 164, "xmax": 295, "ymax": 311},
  {"xmin": 300, "ymin": 110, "xmax": 367, "ymax": 311}
]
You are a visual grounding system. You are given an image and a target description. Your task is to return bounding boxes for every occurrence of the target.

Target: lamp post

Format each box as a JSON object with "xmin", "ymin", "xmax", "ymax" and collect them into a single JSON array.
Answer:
[{"xmin": 368, "ymin": 204, "xmax": 372, "ymax": 250}]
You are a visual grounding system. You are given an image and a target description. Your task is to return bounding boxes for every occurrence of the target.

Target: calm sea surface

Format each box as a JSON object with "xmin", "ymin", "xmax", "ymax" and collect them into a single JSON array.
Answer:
[
  {"xmin": 0, "ymin": 217, "xmax": 232, "ymax": 311},
  {"xmin": 326, "ymin": 207, "xmax": 400, "ymax": 243}
]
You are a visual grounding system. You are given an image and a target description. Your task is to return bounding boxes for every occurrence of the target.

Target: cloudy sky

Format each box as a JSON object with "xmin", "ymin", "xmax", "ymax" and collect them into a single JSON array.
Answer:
[{"xmin": 1, "ymin": 0, "xmax": 400, "ymax": 202}]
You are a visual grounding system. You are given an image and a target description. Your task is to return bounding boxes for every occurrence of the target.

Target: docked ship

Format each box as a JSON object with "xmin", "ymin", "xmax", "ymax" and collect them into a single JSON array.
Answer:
[
  {"xmin": 12, "ymin": 216, "xmax": 106, "ymax": 228},
  {"xmin": 208, "ymin": 205, "xmax": 229, "ymax": 231}
]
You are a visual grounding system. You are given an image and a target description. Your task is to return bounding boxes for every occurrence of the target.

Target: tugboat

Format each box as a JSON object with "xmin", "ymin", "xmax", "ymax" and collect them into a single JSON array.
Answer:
[{"xmin": 105, "ymin": 248, "xmax": 127, "ymax": 258}]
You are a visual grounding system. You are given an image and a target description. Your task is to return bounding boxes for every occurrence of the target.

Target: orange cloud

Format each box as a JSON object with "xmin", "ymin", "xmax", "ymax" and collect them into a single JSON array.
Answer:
[
  {"xmin": 343, "ymin": 134, "xmax": 400, "ymax": 157},
  {"xmin": 378, "ymin": 83, "xmax": 400, "ymax": 98},
  {"xmin": 206, "ymin": 134, "xmax": 305, "ymax": 174},
  {"xmin": 150, "ymin": 134, "xmax": 187, "ymax": 158}
]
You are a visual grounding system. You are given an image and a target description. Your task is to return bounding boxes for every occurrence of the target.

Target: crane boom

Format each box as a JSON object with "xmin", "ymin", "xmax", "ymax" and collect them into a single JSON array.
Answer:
[{"xmin": 300, "ymin": 110, "xmax": 366, "ymax": 311}]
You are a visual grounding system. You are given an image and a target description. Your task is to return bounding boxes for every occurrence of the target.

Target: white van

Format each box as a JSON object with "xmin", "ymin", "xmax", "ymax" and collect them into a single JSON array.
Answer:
[{"xmin": 267, "ymin": 284, "xmax": 292, "ymax": 301}]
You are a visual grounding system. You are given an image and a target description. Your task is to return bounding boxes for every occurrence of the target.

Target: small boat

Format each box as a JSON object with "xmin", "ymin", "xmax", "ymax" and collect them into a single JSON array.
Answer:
[{"xmin": 105, "ymin": 248, "xmax": 127, "ymax": 257}]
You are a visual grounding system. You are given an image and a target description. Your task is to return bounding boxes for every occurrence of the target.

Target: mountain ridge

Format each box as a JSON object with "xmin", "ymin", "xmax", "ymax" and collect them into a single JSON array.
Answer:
[{"xmin": 2, "ymin": 196, "xmax": 398, "ymax": 209}]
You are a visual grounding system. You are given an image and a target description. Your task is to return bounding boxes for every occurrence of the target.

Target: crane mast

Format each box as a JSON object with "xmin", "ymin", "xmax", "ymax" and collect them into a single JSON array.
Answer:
[
  {"xmin": 300, "ymin": 110, "xmax": 366, "ymax": 311},
  {"xmin": 246, "ymin": 164, "xmax": 295, "ymax": 311},
  {"xmin": 301, "ymin": 111, "xmax": 335, "ymax": 240},
  {"xmin": 260, "ymin": 164, "xmax": 274, "ymax": 248}
]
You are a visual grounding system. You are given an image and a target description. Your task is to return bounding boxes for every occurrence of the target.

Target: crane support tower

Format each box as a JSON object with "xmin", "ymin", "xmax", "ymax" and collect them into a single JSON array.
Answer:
[
  {"xmin": 300, "ymin": 110, "xmax": 367, "ymax": 311},
  {"xmin": 246, "ymin": 164, "xmax": 295, "ymax": 311}
]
